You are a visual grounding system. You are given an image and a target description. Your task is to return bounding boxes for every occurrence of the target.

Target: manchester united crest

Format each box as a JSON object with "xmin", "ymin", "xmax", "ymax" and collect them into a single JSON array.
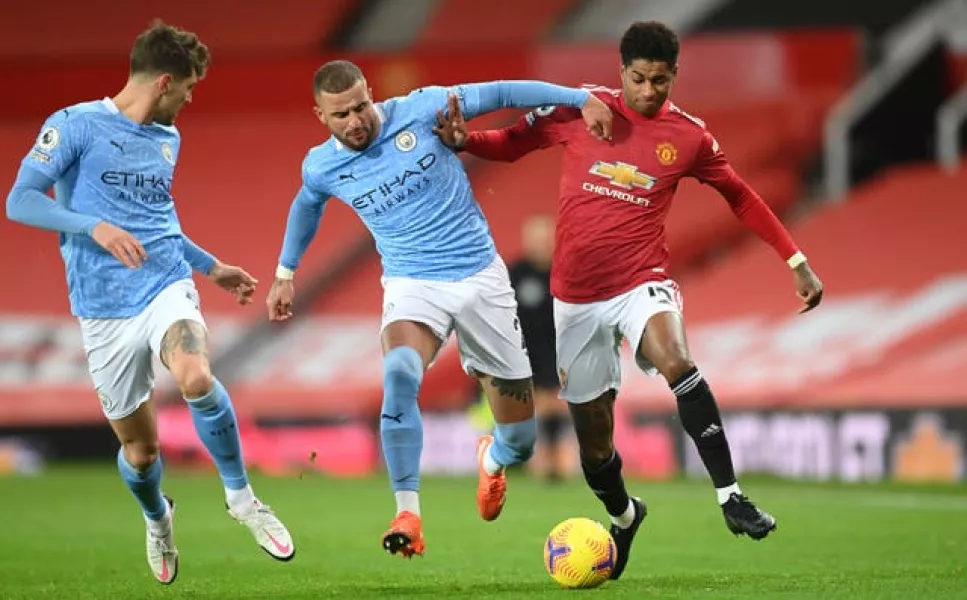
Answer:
[{"xmin": 655, "ymin": 141, "xmax": 677, "ymax": 166}]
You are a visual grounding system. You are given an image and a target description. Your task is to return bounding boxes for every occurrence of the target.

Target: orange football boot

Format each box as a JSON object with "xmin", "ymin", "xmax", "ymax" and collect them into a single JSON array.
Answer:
[
  {"xmin": 476, "ymin": 435, "xmax": 507, "ymax": 521},
  {"xmin": 382, "ymin": 510, "xmax": 425, "ymax": 558}
]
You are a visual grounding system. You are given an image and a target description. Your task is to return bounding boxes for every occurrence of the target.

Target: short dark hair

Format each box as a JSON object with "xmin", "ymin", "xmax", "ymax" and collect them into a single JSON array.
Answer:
[
  {"xmin": 130, "ymin": 20, "xmax": 210, "ymax": 80},
  {"xmin": 313, "ymin": 60, "xmax": 365, "ymax": 96},
  {"xmin": 620, "ymin": 21, "xmax": 680, "ymax": 68}
]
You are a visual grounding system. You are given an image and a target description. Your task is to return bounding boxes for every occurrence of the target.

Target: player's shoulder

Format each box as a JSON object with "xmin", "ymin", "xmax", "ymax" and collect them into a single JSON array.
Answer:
[
  {"xmin": 387, "ymin": 85, "xmax": 448, "ymax": 116},
  {"xmin": 34, "ymin": 100, "xmax": 109, "ymax": 152},
  {"xmin": 42, "ymin": 99, "xmax": 110, "ymax": 129},
  {"xmin": 301, "ymin": 138, "xmax": 341, "ymax": 182},
  {"xmin": 663, "ymin": 102, "xmax": 711, "ymax": 133}
]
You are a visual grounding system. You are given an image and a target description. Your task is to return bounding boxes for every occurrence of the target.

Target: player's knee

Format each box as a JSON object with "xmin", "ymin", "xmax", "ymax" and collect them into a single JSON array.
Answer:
[
  {"xmin": 178, "ymin": 364, "xmax": 214, "ymax": 400},
  {"xmin": 494, "ymin": 417, "xmax": 537, "ymax": 462},
  {"xmin": 382, "ymin": 347, "xmax": 424, "ymax": 409},
  {"xmin": 123, "ymin": 441, "xmax": 160, "ymax": 472},
  {"xmin": 659, "ymin": 354, "xmax": 695, "ymax": 385}
]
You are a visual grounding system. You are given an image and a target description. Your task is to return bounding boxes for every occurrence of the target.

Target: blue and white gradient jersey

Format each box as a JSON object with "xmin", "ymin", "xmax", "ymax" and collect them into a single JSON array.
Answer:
[
  {"xmin": 278, "ymin": 81, "xmax": 590, "ymax": 281},
  {"xmin": 6, "ymin": 98, "xmax": 214, "ymax": 318}
]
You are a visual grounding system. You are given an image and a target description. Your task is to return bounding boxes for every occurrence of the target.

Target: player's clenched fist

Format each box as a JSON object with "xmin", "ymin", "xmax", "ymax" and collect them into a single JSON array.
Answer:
[
  {"xmin": 266, "ymin": 278, "xmax": 295, "ymax": 322},
  {"xmin": 793, "ymin": 262, "xmax": 824, "ymax": 314},
  {"xmin": 91, "ymin": 221, "xmax": 147, "ymax": 269},
  {"xmin": 580, "ymin": 94, "xmax": 613, "ymax": 142}
]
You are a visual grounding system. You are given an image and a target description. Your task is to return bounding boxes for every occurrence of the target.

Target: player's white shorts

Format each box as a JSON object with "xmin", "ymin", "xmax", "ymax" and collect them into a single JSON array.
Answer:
[
  {"xmin": 79, "ymin": 278, "xmax": 206, "ymax": 420},
  {"xmin": 554, "ymin": 280, "xmax": 683, "ymax": 404},
  {"xmin": 380, "ymin": 255, "xmax": 532, "ymax": 381}
]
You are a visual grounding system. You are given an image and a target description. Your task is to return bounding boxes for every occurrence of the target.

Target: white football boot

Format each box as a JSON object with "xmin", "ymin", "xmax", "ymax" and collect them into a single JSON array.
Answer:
[
  {"xmin": 146, "ymin": 495, "xmax": 179, "ymax": 585},
  {"xmin": 228, "ymin": 499, "xmax": 296, "ymax": 561}
]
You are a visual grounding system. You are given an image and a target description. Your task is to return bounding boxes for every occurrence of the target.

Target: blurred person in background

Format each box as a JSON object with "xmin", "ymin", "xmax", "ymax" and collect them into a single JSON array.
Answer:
[
  {"xmin": 434, "ymin": 20, "xmax": 823, "ymax": 580},
  {"xmin": 508, "ymin": 214, "xmax": 576, "ymax": 483},
  {"xmin": 3, "ymin": 21, "xmax": 295, "ymax": 585}
]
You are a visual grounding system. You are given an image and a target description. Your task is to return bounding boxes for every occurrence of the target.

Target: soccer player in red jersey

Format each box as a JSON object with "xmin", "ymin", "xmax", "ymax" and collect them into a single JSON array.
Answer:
[{"xmin": 433, "ymin": 21, "xmax": 823, "ymax": 578}]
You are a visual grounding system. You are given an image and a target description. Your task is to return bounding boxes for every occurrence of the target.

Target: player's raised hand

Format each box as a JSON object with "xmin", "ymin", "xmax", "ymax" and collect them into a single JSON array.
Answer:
[
  {"xmin": 209, "ymin": 262, "xmax": 258, "ymax": 305},
  {"xmin": 581, "ymin": 94, "xmax": 613, "ymax": 142},
  {"xmin": 91, "ymin": 222, "xmax": 147, "ymax": 269},
  {"xmin": 266, "ymin": 278, "xmax": 295, "ymax": 322},
  {"xmin": 433, "ymin": 93, "xmax": 468, "ymax": 149},
  {"xmin": 793, "ymin": 262, "xmax": 823, "ymax": 314}
]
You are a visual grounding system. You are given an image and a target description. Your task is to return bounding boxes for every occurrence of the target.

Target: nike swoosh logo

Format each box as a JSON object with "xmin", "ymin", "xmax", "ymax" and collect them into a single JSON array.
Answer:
[
  {"xmin": 264, "ymin": 530, "xmax": 292, "ymax": 555},
  {"xmin": 159, "ymin": 556, "xmax": 170, "ymax": 581}
]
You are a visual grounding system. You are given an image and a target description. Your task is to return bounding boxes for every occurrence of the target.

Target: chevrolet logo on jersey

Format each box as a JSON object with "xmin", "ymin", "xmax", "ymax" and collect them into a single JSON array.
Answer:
[
  {"xmin": 584, "ymin": 161, "xmax": 655, "ymax": 207},
  {"xmin": 588, "ymin": 161, "xmax": 656, "ymax": 190}
]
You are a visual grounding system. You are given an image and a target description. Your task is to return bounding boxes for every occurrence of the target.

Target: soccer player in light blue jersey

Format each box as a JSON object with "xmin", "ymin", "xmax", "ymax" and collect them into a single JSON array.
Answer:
[
  {"xmin": 4, "ymin": 22, "xmax": 295, "ymax": 585},
  {"xmin": 265, "ymin": 60, "xmax": 613, "ymax": 558}
]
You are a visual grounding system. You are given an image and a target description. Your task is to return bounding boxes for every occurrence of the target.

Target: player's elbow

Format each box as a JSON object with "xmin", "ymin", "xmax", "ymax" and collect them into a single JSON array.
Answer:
[{"xmin": 4, "ymin": 185, "xmax": 29, "ymax": 224}]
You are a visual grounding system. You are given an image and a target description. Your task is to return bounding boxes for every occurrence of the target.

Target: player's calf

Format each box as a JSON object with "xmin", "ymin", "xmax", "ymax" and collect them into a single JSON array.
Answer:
[
  {"xmin": 380, "ymin": 346, "xmax": 425, "ymax": 517},
  {"xmin": 569, "ymin": 392, "xmax": 647, "ymax": 576},
  {"xmin": 669, "ymin": 366, "xmax": 744, "ymax": 503},
  {"xmin": 117, "ymin": 446, "xmax": 167, "ymax": 521}
]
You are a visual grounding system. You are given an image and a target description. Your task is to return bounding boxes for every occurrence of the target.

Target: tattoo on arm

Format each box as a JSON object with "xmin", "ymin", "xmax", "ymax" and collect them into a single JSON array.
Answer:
[
  {"xmin": 160, "ymin": 319, "xmax": 209, "ymax": 368},
  {"xmin": 489, "ymin": 377, "xmax": 533, "ymax": 404}
]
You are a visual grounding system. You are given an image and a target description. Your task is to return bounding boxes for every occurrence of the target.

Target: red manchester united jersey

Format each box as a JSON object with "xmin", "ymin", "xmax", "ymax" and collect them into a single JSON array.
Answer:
[{"xmin": 465, "ymin": 87, "xmax": 797, "ymax": 303}]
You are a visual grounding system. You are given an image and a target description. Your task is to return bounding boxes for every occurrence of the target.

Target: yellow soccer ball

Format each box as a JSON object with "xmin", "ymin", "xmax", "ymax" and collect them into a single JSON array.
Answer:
[{"xmin": 543, "ymin": 517, "xmax": 617, "ymax": 589}]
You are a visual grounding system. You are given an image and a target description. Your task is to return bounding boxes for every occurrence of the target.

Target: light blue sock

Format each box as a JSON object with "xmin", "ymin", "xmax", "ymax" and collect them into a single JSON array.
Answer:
[
  {"xmin": 380, "ymin": 347, "xmax": 424, "ymax": 493},
  {"xmin": 187, "ymin": 378, "xmax": 248, "ymax": 490},
  {"xmin": 117, "ymin": 449, "xmax": 167, "ymax": 521},
  {"xmin": 490, "ymin": 418, "xmax": 538, "ymax": 467}
]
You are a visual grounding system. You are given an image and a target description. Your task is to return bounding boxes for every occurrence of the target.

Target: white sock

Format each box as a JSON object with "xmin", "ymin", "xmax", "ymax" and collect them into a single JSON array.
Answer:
[
  {"xmin": 717, "ymin": 483, "xmax": 742, "ymax": 505},
  {"xmin": 610, "ymin": 499, "xmax": 636, "ymax": 529},
  {"xmin": 226, "ymin": 484, "xmax": 257, "ymax": 514},
  {"xmin": 145, "ymin": 502, "xmax": 171, "ymax": 535},
  {"xmin": 395, "ymin": 490, "xmax": 420, "ymax": 516},
  {"xmin": 483, "ymin": 445, "xmax": 503, "ymax": 476}
]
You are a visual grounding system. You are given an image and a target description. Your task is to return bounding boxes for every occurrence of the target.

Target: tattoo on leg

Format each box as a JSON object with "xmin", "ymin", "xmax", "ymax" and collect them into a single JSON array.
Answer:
[
  {"xmin": 160, "ymin": 319, "xmax": 209, "ymax": 367},
  {"xmin": 489, "ymin": 377, "xmax": 533, "ymax": 404},
  {"xmin": 568, "ymin": 390, "xmax": 616, "ymax": 466}
]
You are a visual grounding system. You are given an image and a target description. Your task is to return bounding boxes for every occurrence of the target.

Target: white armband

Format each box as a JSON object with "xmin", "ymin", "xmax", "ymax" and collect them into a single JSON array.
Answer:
[
  {"xmin": 275, "ymin": 265, "xmax": 295, "ymax": 280},
  {"xmin": 786, "ymin": 251, "xmax": 807, "ymax": 269}
]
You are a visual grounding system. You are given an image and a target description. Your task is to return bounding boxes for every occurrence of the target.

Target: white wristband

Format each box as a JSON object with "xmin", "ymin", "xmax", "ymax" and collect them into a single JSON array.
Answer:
[
  {"xmin": 275, "ymin": 265, "xmax": 295, "ymax": 280},
  {"xmin": 786, "ymin": 251, "xmax": 807, "ymax": 269}
]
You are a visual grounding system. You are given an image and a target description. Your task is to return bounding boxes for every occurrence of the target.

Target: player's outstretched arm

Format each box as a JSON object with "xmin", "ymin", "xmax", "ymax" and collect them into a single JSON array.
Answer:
[
  {"xmin": 692, "ymin": 131, "xmax": 823, "ymax": 313},
  {"xmin": 433, "ymin": 93, "xmax": 565, "ymax": 163},
  {"xmin": 459, "ymin": 80, "xmax": 611, "ymax": 141},
  {"xmin": 266, "ymin": 184, "xmax": 328, "ymax": 322}
]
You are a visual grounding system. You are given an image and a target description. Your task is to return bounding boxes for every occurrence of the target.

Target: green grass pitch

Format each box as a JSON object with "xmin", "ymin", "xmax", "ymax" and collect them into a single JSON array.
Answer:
[{"xmin": 1, "ymin": 465, "xmax": 965, "ymax": 598}]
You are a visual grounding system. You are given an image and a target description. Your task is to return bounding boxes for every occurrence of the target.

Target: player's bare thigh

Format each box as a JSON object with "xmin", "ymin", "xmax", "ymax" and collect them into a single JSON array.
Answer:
[
  {"xmin": 160, "ymin": 319, "xmax": 214, "ymax": 399},
  {"xmin": 381, "ymin": 320, "xmax": 442, "ymax": 368},
  {"xmin": 109, "ymin": 393, "xmax": 160, "ymax": 470},
  {"xmin": 636, "ymin": 311, "xmax": 694, "ymax": 384}
]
